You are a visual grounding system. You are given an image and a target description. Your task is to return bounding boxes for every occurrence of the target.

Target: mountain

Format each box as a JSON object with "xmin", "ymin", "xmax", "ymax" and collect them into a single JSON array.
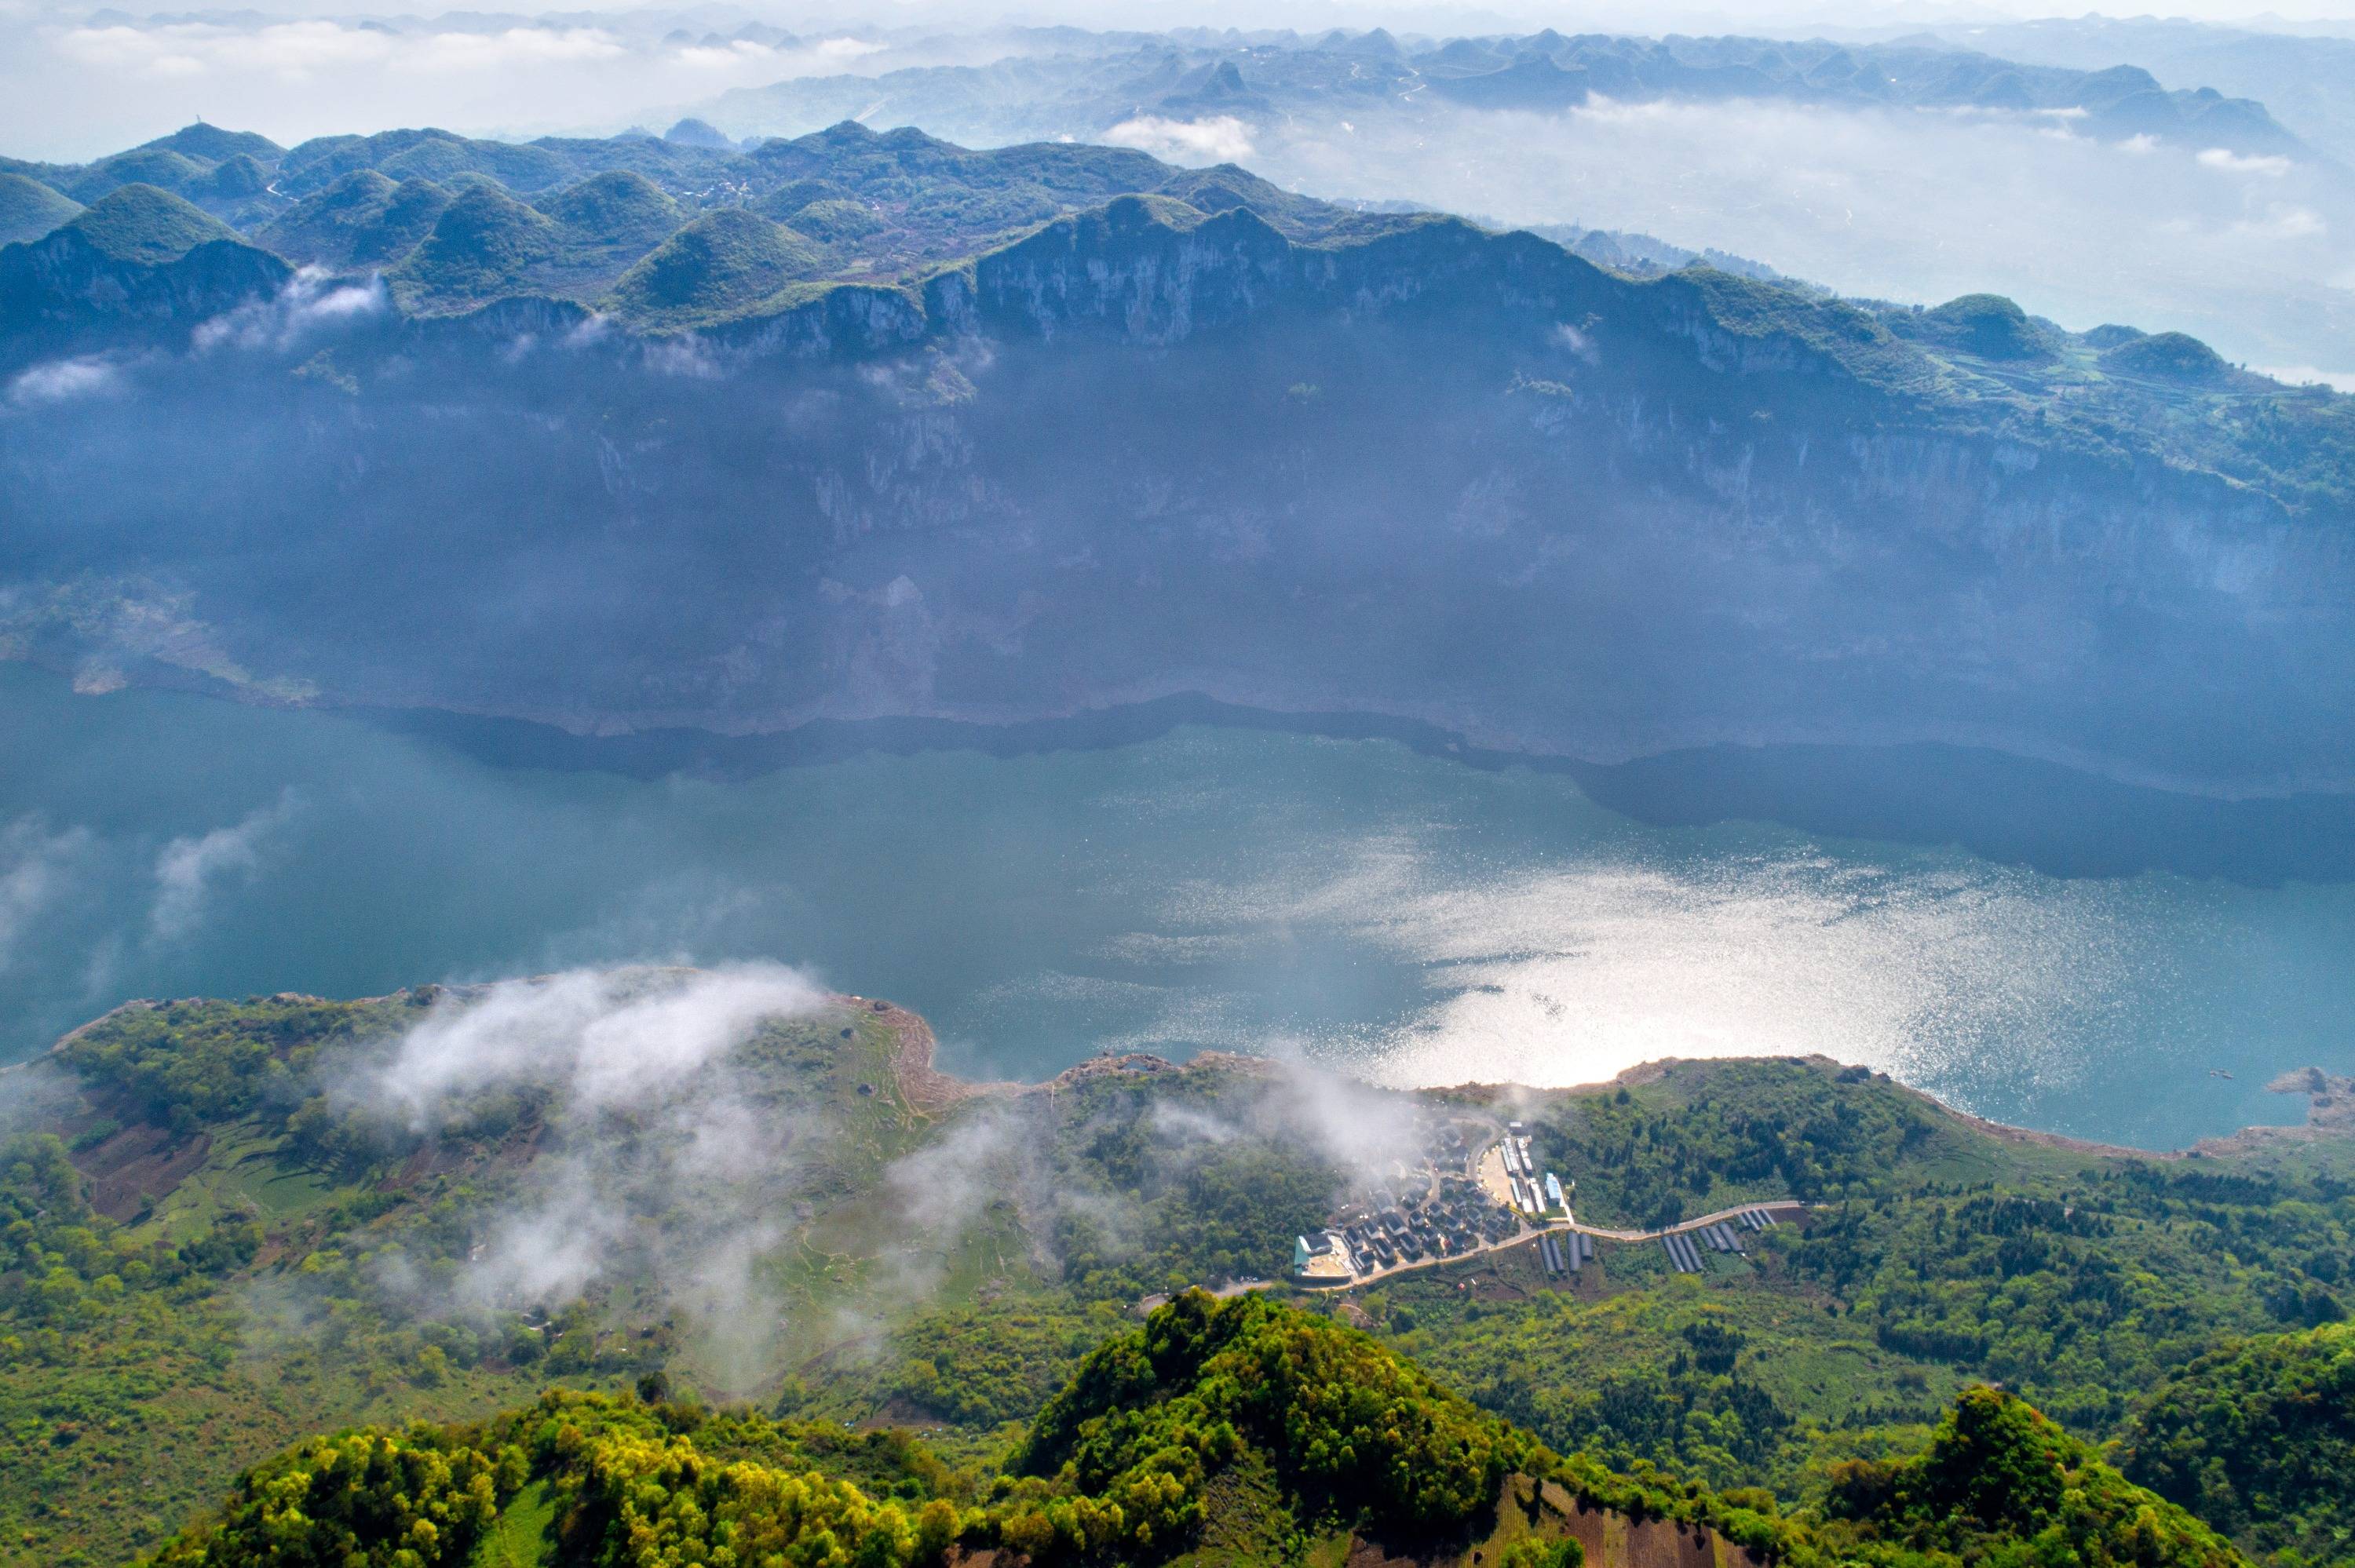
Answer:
[
  {"xmin": 387, "ymin": 181, "xmax": 564, "ymax": 314},
  {"xmin": 258, "ymin": 170, "xmax": 454, "ymax": 269},
  {"xmin": 59, "ymin": 182, "xmax": 238, "ymax": 265},
  {"xmin": 2124, "ymin": 1322, "xmax": 2355, "ymax": 1565},
  {"xmin": 5, "ymin": 168, "xmax": 2351, "ymax": 791},
  {"xmin": 1, "ymin": 975, "xmax": 2346, "ymax": 1566},
  {"xmin": 135, "ymin": 122, "xmax": 284, "ymax": 166},
  {"xmin": 1915, "ymin": 16, "xmax": 2355, "ymax": 163},
  {"xmin": 604, "ymin": 206, "xmax": 823, "ymax": 327},
  {"xmin": 0, "ymin": 183, "xmax": 284, "ymax": 355},
  {"xmin": 533, "ymin": 169, "xmax": 688, "ymax": 290},
  {"xmin": 134, "ymin": 1292, "xmax": 2255, "ymax": 1568},
  {"xmin": 703, "ymin": 28, "xmax": 2319, "ymax": 164},
  {"xmin": 0, "ymin": 170, "xmax": 77, "ymax": 245}
]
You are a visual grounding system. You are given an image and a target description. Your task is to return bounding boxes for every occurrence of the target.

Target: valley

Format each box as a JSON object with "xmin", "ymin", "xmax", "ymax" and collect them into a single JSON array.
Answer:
[{"xmin": 3, "ymin": 31, "xmax": 2353, "ymax": 1568}]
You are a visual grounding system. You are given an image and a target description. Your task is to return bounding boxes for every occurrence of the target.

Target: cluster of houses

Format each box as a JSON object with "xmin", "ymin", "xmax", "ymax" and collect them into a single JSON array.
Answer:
[
  {"xmin": 1498, "ymin": 1121, "xmax": 1568, "ymax": 1220},
  {"xmin": 1291, "ymin": 1119, "xmax": 1570, "ymax": 1284}
]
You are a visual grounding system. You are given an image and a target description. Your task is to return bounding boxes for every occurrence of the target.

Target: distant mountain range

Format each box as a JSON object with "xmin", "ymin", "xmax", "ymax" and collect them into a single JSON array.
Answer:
[
  {"xmin": 0, "ymin": 119, "xmax": 1440, "ymax": 332},
  {"xmin": 2, "ymin": 117, "xmax": 2352, "ymax": 793},
  {"xmin": 1910, "ymin": 16, "xmax": 2355, "ymax": 164},
  {"xmin": 699, "ymin": 27, "xmax": 2322, "ymax": 166}
]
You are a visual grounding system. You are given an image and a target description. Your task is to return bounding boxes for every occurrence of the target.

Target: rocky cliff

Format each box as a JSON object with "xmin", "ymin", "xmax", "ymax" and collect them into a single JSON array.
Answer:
[{"xmin": 3, "ymin": 194, "xmax": 2351, "ymax": 793}]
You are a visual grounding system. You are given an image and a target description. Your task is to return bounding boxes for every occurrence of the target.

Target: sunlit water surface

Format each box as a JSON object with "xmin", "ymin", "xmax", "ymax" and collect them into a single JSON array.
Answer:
[{"xmin": 2, "ymin": 662, "xmax": 2349, "ymax": 1150}]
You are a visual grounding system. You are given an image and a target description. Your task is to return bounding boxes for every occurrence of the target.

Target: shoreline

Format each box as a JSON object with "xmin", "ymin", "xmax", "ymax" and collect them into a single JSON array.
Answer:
[
  {"xmin": 11, "ymin": 659, "xmax": 2351, "ymax": 889},
  {"xmin": 15, "ymin": 654, "xmax": 2355, "ymax": 809},
  {"xmin": 867, "ymin": 995, "xmax": 2351, "ymax": 1163},
  {"xmin": 16, "ymin": 981, "xmax": 2347, "ymax": 1165}
]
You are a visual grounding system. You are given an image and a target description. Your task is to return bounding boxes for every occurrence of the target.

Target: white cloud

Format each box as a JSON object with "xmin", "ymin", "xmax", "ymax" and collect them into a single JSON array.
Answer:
[
  {"xmin": 2197, "ymin": 148, "xmax": 2293, "ymax": 177},
  {"xmin": 390, "ymin": 27, "xmax": 626, "ymax": 76},
  {"xmin": 0, "ymin": 817, "xmax": 93, "ymax": 972},
  {"xmin": 1104, "ymin": 115, "xmax": 1255, "ymax": 166},
  {"xmin": 5, "ymin": 18, "xmax": 904, "ymax": 156},
  {"xmin": 195, "ymin": 268, "xmax": 386, "ymax": 353},
  {"xmin": 373, "ymin": 962, "xmax": 823, "ymax": 1123},
  {"xmin": 2229, "ymin": 205, "xmax": 2325, "ymax": 240},
  {"xmin": 8, "ymin": 357, "xmax": 119, "ymax": 407},
  {"xmin": 149, "ymin": 791, "xmax": 298, "ymax": 942},
  {"xmin": 1245, "ymin": 93, "xmax": 2355, "ymax": 378}
]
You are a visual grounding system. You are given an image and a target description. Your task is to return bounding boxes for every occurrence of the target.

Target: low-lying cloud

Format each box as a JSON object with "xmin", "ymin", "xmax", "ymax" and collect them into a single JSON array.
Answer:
[
  {"xmin": 372, "ymin": 961, "xmax": 825, "ymax": 1124},
  {"xmin": 0, "ymin": 815, "xmax": 93, "ymax": 973},
  {"xmin": 7, "ymin": 357, "xmax": 119, "ymax": 407},
  {"xmin": 195, "ymin": 270, "xmax": 385, "ymax": 355},
  {"xmin": 1104, "ymin": 114, "xmax": 1255, "ymax": 165},
  {"xmin": 1247, "ymin": 94, "xmax": 2355, "ymax": 375},
  {"xmin": 149, "ymin": 790, "xmax": 298, "ymax": 943}
]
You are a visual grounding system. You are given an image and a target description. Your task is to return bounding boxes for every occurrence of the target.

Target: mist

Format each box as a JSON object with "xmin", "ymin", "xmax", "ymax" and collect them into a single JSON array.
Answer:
[
  {"xmin": 1109, "ymin": 96, "xmax": 2355, "ymax": 380},
  {"xmin": 0, "ymin": 13, "xmax": 962, "ymax": 160}
]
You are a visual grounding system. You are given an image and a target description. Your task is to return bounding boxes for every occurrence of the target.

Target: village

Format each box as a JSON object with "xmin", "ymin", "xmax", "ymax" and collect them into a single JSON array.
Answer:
[{"xmin": 1291, "ymin": 1116, "xmax": 1793, "ymax": 1288}]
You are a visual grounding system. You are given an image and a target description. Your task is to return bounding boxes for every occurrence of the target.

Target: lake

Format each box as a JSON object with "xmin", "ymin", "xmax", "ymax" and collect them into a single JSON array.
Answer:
[{"xmin": 2, "ymin": 662, "xmax": 2350, "ymax": 1150}]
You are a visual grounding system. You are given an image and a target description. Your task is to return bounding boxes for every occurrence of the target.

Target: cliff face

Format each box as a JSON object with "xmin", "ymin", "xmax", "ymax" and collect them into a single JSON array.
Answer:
[
  {"xmin": 0, "ymin": 230, "xmax": 290, "ymax": 349},
  {"xmin": 3, "ymin": 199, "xmax": 2350, "ymax": 793}
]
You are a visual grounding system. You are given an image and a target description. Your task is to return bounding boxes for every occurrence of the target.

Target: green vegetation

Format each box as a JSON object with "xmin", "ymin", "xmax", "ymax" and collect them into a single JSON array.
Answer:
[
  {"xmin": 532, "ymin": 171, "xmax": 682, "ymax": 270},
  {"xmin": 0, "ymin": 171, "xmax": 79, "ymax": 245},
  {"xmin": 2101, "ymin": 331, "xmax": 2235, "ymax": 384},
  {"xmin": 604, "ymin": 208, "xmax": 823, "ymax": 328},
  {"xmin": 2123, "ymin": 1322, "xmax": 2355, "ymax": 1567},
  {"xmin": 258, "ymin": 170, "xmax": 451, "ymax": 269},
  {"xmin": 1820, "ymin": 1387, "xmax": 2240, "ymax": 1568},
  {"xmin": 1, "ymin": 990, "xmax": 2349, "ymax": 1567},
  {"xmin": 387, "ymin": 183, "xmax": 562, "ymax": 313},
  {"xmin": 59, "ymin": 184, "xmax": 239, "ymax": 264},
  {"xmin": 139, "ymin": 1295, "xmax": 2251, "ymax": 1568},
  {"xmin": 11, "ymin": 119, "xmax": 2355, "ymax": 523},
  {"xmin": 1902, "ymin": 293, "xmax": 2054, "ymax": 362}
]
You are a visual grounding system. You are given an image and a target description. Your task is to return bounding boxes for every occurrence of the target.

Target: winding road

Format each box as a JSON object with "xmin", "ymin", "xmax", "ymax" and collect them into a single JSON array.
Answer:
[{"xmin": 1316, "ymin": 1198, "xmax": 1811, "ymax": 1289}]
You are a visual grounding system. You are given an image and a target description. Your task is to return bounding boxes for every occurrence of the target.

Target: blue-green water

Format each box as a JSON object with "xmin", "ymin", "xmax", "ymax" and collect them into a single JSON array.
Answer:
[{"xmin": 2, "ymin": 662, "xmax": 2350, "ymax": 1150}]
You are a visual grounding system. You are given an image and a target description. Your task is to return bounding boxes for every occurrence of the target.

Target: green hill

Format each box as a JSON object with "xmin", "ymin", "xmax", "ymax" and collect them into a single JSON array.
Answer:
[
  {"xmin": 260, "ymin": 169, "xmax": 455, "ymax": 268},
  {"xmin": 533, "ymin": 170, "xmax": 685, "ymax": 287},
  {"xmin": 781, "ymin": 195, "xmax": 886, "ymax": 246},
  {"xmin": 604, "ymin": 206, "xmax": 822, "ymax": 326},
  {"xmin": 138, "ymin": 1293, "xmax": 2246, "ymax": 1568},
  {"xmin": 2124, "ymin": 1322, "xmax": 2355, "ymax": 1566},
  {"xmin": 2102, "ymin": 330, "xmax": 2235, "ymax": 384},
  {"xmin": 0, "ymin": 171, "xmax": 79, "ymax": 244},
  {"xmin": 388, "ymin": 181, "xmax": 563, "ymax": 312},
  {"xmin": 65, "ymin": 147, "xmax": 210, "ymax": 206},
  {"xmin": 59, "ymin": 182, "xmax": 239, "ymax": 264},
  {"xmin": 1904, "ymin": 292, "xmax": 2056, "ymax": 362},
  {"xmin": 135, "ymin": 123, "xmax": 284, "ymax": 166}
]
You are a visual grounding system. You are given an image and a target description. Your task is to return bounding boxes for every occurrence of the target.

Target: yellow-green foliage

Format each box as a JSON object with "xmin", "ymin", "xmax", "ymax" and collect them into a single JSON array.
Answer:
[
  {"xmin": 1017, "ymin": 1290, "xmax": 1519, "ymax": 1548},
  {"xmin": 558, "ymin": 1426, "xmax": 945, "ymax": 1568},
  {"xmin": 1822, "ymin": 1387, "xmax": 2242, "ymax": 1568},
  {"xmin": 145, "ymin": 1425, "xmax": 519, "ymax": 1566}
]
